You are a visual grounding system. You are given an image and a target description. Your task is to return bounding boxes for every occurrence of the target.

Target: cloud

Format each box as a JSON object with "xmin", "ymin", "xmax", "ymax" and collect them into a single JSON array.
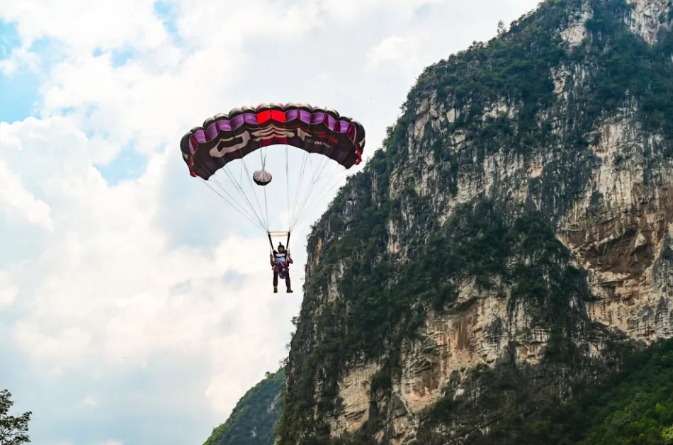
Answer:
[
  {"xmin": 0, "ymin": 46, "xmax": 39, "ymax": 76},
  {"xmin": 365, "ymin": 34, "xmax": 423, "ymax": 74},
  {"xmin": 0, "ymin": 1, "xmax": 169, "ymax": 52},
  {"xmin": 0, "ymin": 271, "xmax": 17, "ymax": 308},
  {"xmin": 0, "ymin": 0, "xmax": 543, "ymax": 444},
  {"xmin": 0, "ymin": 154, "xmax": 53, "ymax": 232}
]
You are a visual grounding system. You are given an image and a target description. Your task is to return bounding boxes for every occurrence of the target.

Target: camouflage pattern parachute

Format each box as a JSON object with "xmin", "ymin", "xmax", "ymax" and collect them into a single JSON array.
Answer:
[{"xmin": 179, "ymin": 102, "xmax": 366, "ymax": 249}]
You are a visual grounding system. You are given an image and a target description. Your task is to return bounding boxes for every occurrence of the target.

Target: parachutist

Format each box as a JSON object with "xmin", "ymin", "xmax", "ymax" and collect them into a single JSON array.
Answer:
[
  {"xmin": 179, "ymin": 103, "xmax": 365, "ymax": 290},
  {"xmin": 271, "ymin": 243, "xmax": 293, "ymax": 293}
]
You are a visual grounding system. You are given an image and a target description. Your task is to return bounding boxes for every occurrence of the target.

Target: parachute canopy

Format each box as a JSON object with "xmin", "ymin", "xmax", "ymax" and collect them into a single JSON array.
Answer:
[
  {"xmin": 180, "ymin": 103, "xmax": 365, "ymax": 180},
  {"xmin": 179, "ymin": 102, "xmax": 365, "ymax": 248}
]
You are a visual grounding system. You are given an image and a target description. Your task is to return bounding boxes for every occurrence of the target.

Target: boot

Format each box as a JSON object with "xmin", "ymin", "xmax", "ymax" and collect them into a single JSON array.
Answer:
[{"xmin": 274, "ymin": 287, "xmax": 278, "ymax": 293}]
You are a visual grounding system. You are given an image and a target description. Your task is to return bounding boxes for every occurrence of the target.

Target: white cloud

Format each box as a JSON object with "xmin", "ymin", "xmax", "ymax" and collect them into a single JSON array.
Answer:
[
  {"xmin": 0, "ymin": 46, "xmax": 40, "ymax": 76},
  {"xmin": 0, "ymin": 115, "xmax": 301, "ymax": 398},
  {"xmin": 0, "ymin": 271, "xmax": 17, "ymax": 308},
  {"xmin": 0, "ymin": 157, "xmax": 53, "ymax": 232},
  {"xmin": 316, "ymin": 0, "xmax": 443, "ymax": 24},
  {"xmin": 365, "ymin": 34, "xmax": 423, "ymax": 74},
  {"xmin": 0, "ymin": 0, "xmax": 543, "ymax": 444},
  {"xmin": 0, "ymin": 0, "xmax": 168, "ymax": 52},
  {"xmin": 14, "ymin": 322, "xmax": 92, "ymax": 376}
]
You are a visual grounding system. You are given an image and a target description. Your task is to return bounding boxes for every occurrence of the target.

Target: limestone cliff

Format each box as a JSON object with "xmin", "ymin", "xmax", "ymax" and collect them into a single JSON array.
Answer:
[{"xmin": 276, "ymin": 0, "xmax": 673, "ymax": 444}]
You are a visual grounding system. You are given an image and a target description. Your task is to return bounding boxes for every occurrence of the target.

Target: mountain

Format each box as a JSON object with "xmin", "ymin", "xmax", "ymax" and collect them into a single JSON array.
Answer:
[
  {"xmin": 203, "ymin": 369, "xmax": 284, "ymax": 445},
  {"xmin": 274, "ymin": 0, "xmax": 673, "ymax": 444}
]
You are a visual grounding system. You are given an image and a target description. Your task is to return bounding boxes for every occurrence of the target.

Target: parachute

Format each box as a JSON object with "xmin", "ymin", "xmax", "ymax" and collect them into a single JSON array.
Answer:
[{"xmin": 180, "ymin": 102, "xmax": 365, "ymax": 249}]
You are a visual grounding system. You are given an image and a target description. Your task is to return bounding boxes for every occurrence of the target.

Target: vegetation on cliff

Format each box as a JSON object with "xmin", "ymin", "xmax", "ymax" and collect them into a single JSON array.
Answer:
[
  {"xmin": 419, "ymin": 337, "xmax": 673, "ymax": 445},
  {"xmin": 203, "ymin": 369, "xmax": 284, "ymax": 445}
]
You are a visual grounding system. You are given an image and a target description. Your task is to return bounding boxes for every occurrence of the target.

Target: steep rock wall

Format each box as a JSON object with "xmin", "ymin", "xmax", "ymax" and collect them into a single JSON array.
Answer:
[{"xmin": 277, "ymin": 0, "xmax": 673, "ymax": 444}]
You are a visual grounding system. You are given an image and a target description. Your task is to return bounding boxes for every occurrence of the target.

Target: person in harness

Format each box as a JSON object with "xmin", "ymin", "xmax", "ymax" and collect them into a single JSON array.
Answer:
[{"xmin": 271, "ymin": 243, "xmax": 293, "ymax": 293}]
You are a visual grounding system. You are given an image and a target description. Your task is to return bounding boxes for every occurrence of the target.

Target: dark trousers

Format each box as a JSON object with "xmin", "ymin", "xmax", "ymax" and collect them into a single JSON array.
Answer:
[{"xmin": 273, "ymin": 264, "xmax": 291, "ymax": 289}]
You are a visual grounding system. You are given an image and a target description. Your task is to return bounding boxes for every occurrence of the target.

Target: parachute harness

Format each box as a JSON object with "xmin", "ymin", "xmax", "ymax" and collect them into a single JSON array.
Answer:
[{"xmin": 267, "ymin": 231, "xmax": 291, "ymax": 253}]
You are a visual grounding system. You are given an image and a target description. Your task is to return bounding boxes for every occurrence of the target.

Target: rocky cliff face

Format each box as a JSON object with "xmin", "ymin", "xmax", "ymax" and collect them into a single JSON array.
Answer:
[{"xmin": 276, "ymin": 0, "xmax": 673, "ymax": 444}]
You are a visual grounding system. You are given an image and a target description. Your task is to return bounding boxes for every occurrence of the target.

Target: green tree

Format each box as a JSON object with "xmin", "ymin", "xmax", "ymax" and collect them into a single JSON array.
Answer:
[{"xmin": 0, "ymin": 390, "xmax": 31, "ymax": 445}]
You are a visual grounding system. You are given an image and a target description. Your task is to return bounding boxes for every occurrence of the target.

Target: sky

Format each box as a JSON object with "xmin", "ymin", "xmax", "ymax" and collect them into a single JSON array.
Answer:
[{"xmin": 0, "ymin": 1, "xmax": 542, "ymax": 444}]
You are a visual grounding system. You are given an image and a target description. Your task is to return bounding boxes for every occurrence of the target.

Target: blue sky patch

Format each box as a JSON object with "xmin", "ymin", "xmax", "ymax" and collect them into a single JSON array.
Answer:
[
  {"xmin": 0, "ymin": 20, "xmax": 39, "ymax": 122},
  {"xmin": 92, "ymin": 45, "xmax": 134, "ymax": 67},
  {"xmin": 154, "ymin": 0, "xmax": 181, "ymax": 44},
  {"xmin": 111, "ymin": 47, "xmax": 135, "ymax": 67},
  {"xmin": 0, "ymin": 67, "xmax": 40, "ymax": 123},
  {"xmin": 0, "ymin": 32, "xmax": 67, "ymax": 123},
  {"xmin": 95, "ymin": 145, "xmax": 148, "ymax": 185},
  {"xmin": 0, "ymin": 20, "xmax": 20, "ymax": 57},
  {"xmin": 28, "ymin": 37, "xmax": 61, "ymax": 62}
]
